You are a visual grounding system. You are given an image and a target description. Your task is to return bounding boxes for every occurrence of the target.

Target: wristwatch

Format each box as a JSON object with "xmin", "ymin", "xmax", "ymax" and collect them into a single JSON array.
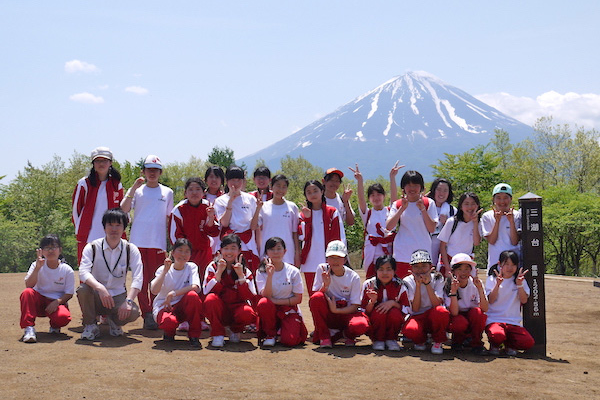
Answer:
[{"xmin": 126, "ymin": 299, "xmax": 134, "ymax": 306}]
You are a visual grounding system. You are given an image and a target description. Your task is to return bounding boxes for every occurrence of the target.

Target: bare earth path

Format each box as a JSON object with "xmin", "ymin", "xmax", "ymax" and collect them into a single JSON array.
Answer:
[{"xmin": 1, "ymin": 270, "xmax": 598, "ymax": 400}]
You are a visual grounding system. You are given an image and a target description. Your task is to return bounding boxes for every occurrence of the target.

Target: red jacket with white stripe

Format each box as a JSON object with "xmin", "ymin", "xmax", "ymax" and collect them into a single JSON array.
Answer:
[
  {"xmin": 298, "ymin": 205, "xmax": 341, "ymax": 265},
  {"xmin": 170, "ymin": 199, "xmax": 220, "ymax": 253}
]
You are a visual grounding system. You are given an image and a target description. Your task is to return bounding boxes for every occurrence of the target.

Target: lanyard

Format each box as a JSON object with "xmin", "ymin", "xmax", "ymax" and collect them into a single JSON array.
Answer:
[{"xmin": 101, "ymin": 239, "xmax": 124, "ymax": 278}]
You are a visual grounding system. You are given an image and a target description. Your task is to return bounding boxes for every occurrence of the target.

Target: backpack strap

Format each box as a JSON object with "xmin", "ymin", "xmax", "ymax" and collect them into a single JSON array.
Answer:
[
  {"xmin": 450, "ymin": 218, "xmax": 460, "ymax": 235},
  {"xmin": 126, "ymin": 243, "xmax": 130, "ymax": 270},
  {"xmin": 449, "ymin": 205, "xmax": 455, "ymax": 217}
]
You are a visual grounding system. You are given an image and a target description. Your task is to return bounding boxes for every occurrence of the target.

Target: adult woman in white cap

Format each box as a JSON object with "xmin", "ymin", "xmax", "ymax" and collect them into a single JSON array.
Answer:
[{"xmin": 72, "ymin": 147, "xmax": 123, "ymax": 263}]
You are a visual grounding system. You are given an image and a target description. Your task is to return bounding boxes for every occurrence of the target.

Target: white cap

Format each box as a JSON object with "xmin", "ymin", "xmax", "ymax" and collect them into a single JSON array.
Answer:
[
  {"xmin": 450, "ymin": 253, "xmax": 477, "ymax": 269},
  {"xmin": 410, "ymin": 249, "xmax": 432, "ymax": 265},
  {"xmin": 143, "ymin": 154, "xmax": 163, "ymax": 169},
  {"xmin": 91, "ymin": 147, "xmax": 113, "ymax": 161},
  {"xmin": 325, "ymin": 240, "xmax": 347, "ymax": 258}
]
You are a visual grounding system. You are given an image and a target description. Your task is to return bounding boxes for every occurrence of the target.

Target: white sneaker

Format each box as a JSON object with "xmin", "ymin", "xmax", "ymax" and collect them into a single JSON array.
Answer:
[
  {"xmin": 229, "ymin": 332, "xmax": 241, "ymax": 343},
  {"xmin": 431, "ymin": 342, "xmax": 444, "ymax": 355},
  {"xmin": 107, "ymin": 317, "xmax": 123, "ymax": 337},
  {"xmin": 81, "ymin": 324, "xmax": 100, "ymax": 340},
  {"xmin": 414, "ymin": 343, "xmax": 427, "ymax": 351},
  {"xmin": 211, "ymin": 335, "xmax": 225, "ymax": 347},
  {"xmin": 372, "ymin": 341, "xmax": 385, "ymax": 351},
  {"xmin": 22, "ymin": 326, "xmax": 37, "ymax": 343},
  {"xmin": 386, "ymin": 340, "xmax": 401, "ymax": 351},
  {"xmin": 49, "ymin": 326, "xmax": 61, "ymax": 334},
  {"xmin": 178, "ymin": 321, "xmax": 189, "ymax": 332},
  {"xmin": 262, "ymin": 337, "xmax": 276, "ymax": 347},
  {"xmin": 506, "ymin": 347, "xmax": 518, "ymax": 356}
]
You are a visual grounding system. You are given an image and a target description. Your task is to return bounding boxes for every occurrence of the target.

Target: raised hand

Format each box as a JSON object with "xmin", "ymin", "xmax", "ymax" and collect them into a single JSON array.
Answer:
[
  {"xmin": 416, "ymin": 194, "xmax": 426, "ymax": 211},
  {"xmin": 164, "ymin": 252, "xmax": 173, "ymax": 270},
  {"xmin": 505, "ymin": 207, "xmax": 515, "ymax": 223},
  {"xmin": 399, "ymin": 194, "xmax": 409, "ymax": 211},
  {"xmin": 35, "ymin": 248, "xmax": 44, "ymax": 269},
  {"xmin": 494, "ymin": 269, "xmax": 504, "ymax": 286},
  {"xmin": 215, "ymin": 252, "xmax": 227, "ymax": 273},
  {"xmin": 493, "ymin": 205, "xmax": 503, "ymax": 221},
  {"xmin": 301, "ymin": 203, "xmax": 311, "ymax": 219},
  {"xmin": 206, "ymin": 203, "xmax": 216, "ymax": 220},
  {"xmin": 233, "ymin": 254, "xmax": 245, "ymax": 277},
  {"xmin": 133, "ymin": 176, "xmax": 146, "ymax": 190},
  {"xmin": 265, "ymin": 257, "xmax": 275, "ymax": 276},
  {"xmin": 342, "ymin": 184, "xmax": 353, "ymax": 203},
  {"xmin": 348, "ymin": 164, "xmax": 362, "ymax": 182},
  {"xmin": 365, "ymin": 288, "xmax": 378, "ymax": 303},
  {"xmin": 450, "ymin": 273, "xmax": 459, "ymax": 294},
  {"xmin": 389, "ymin": 160, "xmax": 405, "ymax": 179},
  {"xmin": 516, "ymin": 267, "xmax": 529, "ymax": 286}
]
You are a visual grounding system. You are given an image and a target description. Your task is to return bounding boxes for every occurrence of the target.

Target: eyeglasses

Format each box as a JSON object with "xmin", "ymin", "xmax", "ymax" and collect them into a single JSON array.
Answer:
[{"xmin": 42, "ymin": 246, "xmax": 60, "ymax": 251}]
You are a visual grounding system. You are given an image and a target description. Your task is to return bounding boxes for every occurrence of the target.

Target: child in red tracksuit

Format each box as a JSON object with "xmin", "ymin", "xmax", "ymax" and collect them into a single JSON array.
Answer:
[
  {"xmin": 170, "ymin": 177, "xmax": 220, "ymax": 280},
  {"xmin": 150, "ymin": 238, "xmax": 203, "ymax": 348},
  {"xmin": 443, "ymin": 253, "xmax": 488, "ymax": 355},
  {"xmin": 255, "ymin": 237, "xmax": 307, "ymax": 347},
  {"xmin": 361, "ymin": 255, "xmax": 406, "ymax": 351},
  {"xmin": 203, "ymin": 234, "xmax": 257, "ymax": 347},
  {"xmin": 401, "ymin": 249, "xmax": 450, "ymax": 354}
]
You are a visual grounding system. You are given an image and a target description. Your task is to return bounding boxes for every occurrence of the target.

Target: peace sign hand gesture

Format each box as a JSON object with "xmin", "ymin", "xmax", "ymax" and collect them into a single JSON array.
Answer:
[
  {"xmin": 35, "ymin": 248, "xmax": 44, "ymax": 269},
  {"xmin": 348, "ymin": 164, "xmax": 363, "ymax": 183},
  {"xmin": 342, "ymin": 184, "xmax": 353, "ymax": 203},
  {"xmin": 516, "ymin": 268, "xmax": 529, "ymax": 286},
  {"xmin": 389, "ymin": 160, "xmax": 405, "ymax": 179}
]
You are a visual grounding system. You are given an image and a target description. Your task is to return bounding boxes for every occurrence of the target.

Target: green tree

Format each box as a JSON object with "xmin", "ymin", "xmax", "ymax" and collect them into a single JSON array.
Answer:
[
  {"xmin": 277, "ymin": 155, "xmax": 324, "ymax": 204},
  {"xmin": 207, "ymin": 146, "xmax": 236, "ymax": 169},
  {"xmin": 161, "ymin": 156, "xmax": 209, "ymax": 203}
]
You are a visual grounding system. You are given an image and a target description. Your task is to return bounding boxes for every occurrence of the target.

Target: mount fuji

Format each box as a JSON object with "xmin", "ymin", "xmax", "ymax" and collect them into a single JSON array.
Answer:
[{"xmin": 238, "ymin": 71, "xmax": 533, "ymax": 180}]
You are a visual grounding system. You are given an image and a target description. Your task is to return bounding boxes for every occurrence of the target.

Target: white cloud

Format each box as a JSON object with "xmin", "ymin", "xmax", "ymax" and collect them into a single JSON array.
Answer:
[
  {"xmin": 64, "ymin": 60, "xmax": 99, "ymax": 73},
  {"xmin": 476, "ymin": 91, "xmax": 600, "ymax": 129},
  {"xmin": 125, "ymin": 86, "xmax": 149, "ymax": 95},
  {"xmin": 69, "ymin": 92, "xmax": 104, "ymax": 104}
]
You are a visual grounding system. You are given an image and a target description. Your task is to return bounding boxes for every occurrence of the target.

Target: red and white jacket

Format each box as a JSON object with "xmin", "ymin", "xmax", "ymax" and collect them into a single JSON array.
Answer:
[
  {"xmin": 72, "ymin": 175, "xmax": 123, "ymax": 242},
  {"xmin": 298, "ymin": 205, "xmax": 342, "ymax": 265},
  {"xmin": 202, "ymin": 261, "xmax": 257, "ymax": 305},
  {"xmin": 169, "ymin": 199, "xmax": 220, "ymax": 258}
]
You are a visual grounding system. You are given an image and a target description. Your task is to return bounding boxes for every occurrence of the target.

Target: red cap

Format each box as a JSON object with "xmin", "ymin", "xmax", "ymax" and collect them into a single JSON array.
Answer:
[{"xmin": 325, "ymin": 168, "xmax": 344, "ymax": 179}]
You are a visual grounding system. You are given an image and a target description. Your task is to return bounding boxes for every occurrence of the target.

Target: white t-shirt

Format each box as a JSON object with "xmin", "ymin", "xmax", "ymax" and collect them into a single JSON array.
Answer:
[
  {"xmin": 299, "ymin": 208, "xmax": 345, "ymax": 273},
  {"xmin": 255, "ymin": 263, "xmax": 303, "ymax": 299},
  {"xmin": 87, "ymin": 180, "xmax": 108, "ymax": 242},
  {"xmin": 401, "ymin": 273, "xmax": 445, "ymax": 315},
  {"xmin": 433, "ymin": 202, "xmax": 457, "ymax": 235},
  {"xmin": 359, "ymin": 207, "xmax": 391, "ymax": 267},
  {"xmin": 258, "ymin": 200, "xmax": 299, "ymax": 265},
  {"xmin": 129, "ymin": 184, "xmax": 174, "ymax": 250},
  {"xmin": 312, "ymin": 264, "xmax": 362, "ymax": 306},
  {"xmin": 480, "ymin": 209, "xmax": 521, "ymax": 268},
  {"xmin": 25, "ymin": 261, "xmax": 75, "ymax": 299},
  {"xmin": 326, "ymin": 193, "xmax": 346, "ymax": 222},
  {"xmin": 390, "ymin": 200, "xmax": 439, "ymax": 263},
  {"xmin": 437, "ymin": 216, "xmax": 477, "ymax": 257},
  {"xmin": 152, "ymin": 262, "xmax": 200, "ymax": 319},
  {"xmin": 485, "ymin": 275, "xmax": 529, "ymax": 326},
  {"xmin": 214, "ymin": 191, "xmax": 258, "ymax": 255},
  {"xmin": 443, "ymin": 277, "xmax": 481, "ymax": 312}
]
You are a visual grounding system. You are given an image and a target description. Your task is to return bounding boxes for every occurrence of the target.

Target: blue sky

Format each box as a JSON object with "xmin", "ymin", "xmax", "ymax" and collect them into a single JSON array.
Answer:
[{"xmin": 1, "ymin": 1, "xmax": 599, "ymax": 182}]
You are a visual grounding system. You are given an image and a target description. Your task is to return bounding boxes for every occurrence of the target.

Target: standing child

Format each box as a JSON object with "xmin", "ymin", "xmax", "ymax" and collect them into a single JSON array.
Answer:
[
  {"xmin": 203, "ymin": 234, "xmax": 257, "ymax": 347},
  {"xmin": 443, "ymin": 253, "xmax": 488, "ymax": 355},
  {"xmin": 386, "ymin": 171, "xmax": 438, "ymax": 278},
  {"xmin": 204, "ymin": 166, "xmax": 226, "ymax": 256},
  {"xmin": 72, "ymin": 147, "xmax": 123, "ymax": 262},
  {"xmin": 401, "ymin": 250, "xmax": 450, "ymax": 354},
  {"xmin": 323, "ymin": 168, "xmax": 355, "ymax": 226},
  {"xmin": 170, "ymin": 177, "xmax": 220, "ymax": 281},
  {"xmin": 150, "ymin": 238, "xmax": 203, "ymax": 348},
  {"xmin": 309, "ymin": 240, "xmax": 369, "ymax": 348},
  {"xmin": 349, "ymin": 163, "xmax": 396, "ymax": 279},
  {"xmin": 298, "ymin": 180, "xmax": 344, "ymax": 296},
  {"xmin": 121, "ymin": 154, "xmax": 174, "ymax": 330},
  {"xmin": 252, "ymin": 174, "xmax": 300, "ymax": 266},
  {"xmin": 427, "ymin": 178, "xmax": 457, "ymax": 267},
  {"xmin": 480, "ymin": 183, "xmax": 521, "ymax": 270},
  {"xmin": 485, "ymin": 250, "xmax": 534, "ymax": 356},
  {"xmin": 20, "ymin": 235, "xmax": 75, "ymax": 343},
  {"xmin": 214, "ymin": 166, "xmax": 260, "ymax": 273},
  {"xmin": 255, "ymin": 237, "xmax": 307, "ymax": 347},
  {"xmin": 361, "ymin": 255, "xmax": 406, "ymax": 351},
  {"xmin": 438, "ymin": 192, "xmax": 482, "ymax": 277},
  {"xmin": 249, "ymin": 166, "xmax": 273, "ymax": 202}
]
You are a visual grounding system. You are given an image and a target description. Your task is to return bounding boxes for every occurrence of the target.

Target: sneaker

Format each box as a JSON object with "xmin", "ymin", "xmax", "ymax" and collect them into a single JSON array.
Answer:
[
  {"xmin": 431, "ymin": 342, "xmax": 444, "ymax": 355},
  {"xmin": 201, "ymin": 320, "xmax": 210, "ymax": 331},
  {"xmin": 163, "ymin": 333, "xmax": 175, "ymax": 342},
  {"xmin": 211, "ymin": 335, "xmax": 225, "ymax": 347},
  {"xmin": 385, "ymin": 340, "xmax": 401, "ymax": 351},
  {"xmin": 263, "ymin": 337, "xmax": 276, "ymax": 347},
  {"xmin": 413, "ymin": 343, "xmax": 427, "ymax": 351},
  {"xmin": 189, "ymin": 337, "xmax": 201, "ymax": 348},
  {"xmin": 471, "ymin": 346, "xmax": 488, "ymax": 356},
  {"xmin": 49, "ymin": 326, "xmax": 61, "ymax": 334},
  {"xmin": 22, "ymin": 326, "xmax": 37, "ymax": 343},
  {"xmin": 245, "ymin": 323, "xmax": 257, "ymax": 333},
  {"xmin": 178, "ymin": 321, "xmax": 189, "ymax": 332},
  {"xmin": 489, "ymin": 346, "xmax": 500, "ymax": 356},
  {"xmin": 81, "ymin": 324, "xmax": 100, "ymax": 340},
  {"xmin": 319, "ymin": 339, "xmax": 333, "ymax": 348},
  {"xmin": 107, "ymin": 317, "xmax": 123, "ymax": 337},
  {"xmin": 372, "ymin": 341, "xmax": 385, "ymax": 351},
  {"xmin": 506, "ymin": 347, "xmax": 518, "ymax": 357},
  {"xmin": 344, "ymin": 338, "xmax": 356, "ymax": 347},
  {"xmin": 143, "ymin": 312, "xmax": 158, "ymax": 330},
  {"xmin": 229, "ymin": 332, "xmax": 241, "ymax": 343}
]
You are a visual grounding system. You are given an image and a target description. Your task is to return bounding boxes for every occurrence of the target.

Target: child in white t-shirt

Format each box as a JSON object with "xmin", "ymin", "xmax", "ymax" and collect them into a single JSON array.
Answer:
[
  {"xmin": 427, "ymin": 178, "xmax": 457, "ymax": 267},
  {"xmin": 255, "ymin": 237, "xmax": 307, "ymax": 347},
  {"xmin": 485, "ymin": 250, "xmax": 534, "ymax": 356},
  {"xmin": 20, "ymin": 235, "xmax": 75, "ymax": 343}
]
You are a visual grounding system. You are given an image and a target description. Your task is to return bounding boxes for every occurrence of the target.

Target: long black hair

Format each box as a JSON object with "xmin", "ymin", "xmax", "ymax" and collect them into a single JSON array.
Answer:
[
  {"xmin": 303, "ymin": 180, "xmax": 326, "ymax": 209},
  {"xmin": 372, "ymin": 255, "xmax": 404, "ymax": 290},
  {"xmin": 258, "ymin": 236, "xmax": 286, "ymax": 273},
  {"xmin": 428, "ymin": 178, "xmax": 454, "ymax": 204},
  {"xmin": 88, "ymin": 165, "xmax": 121, "ymax": 187},
  {"xmin": 488, "ymin": 250, "xmax": 520, "ymax": 283},
  {"xmin": 455, "ymin": 192, "xmax": 481, "ymax": 222}
]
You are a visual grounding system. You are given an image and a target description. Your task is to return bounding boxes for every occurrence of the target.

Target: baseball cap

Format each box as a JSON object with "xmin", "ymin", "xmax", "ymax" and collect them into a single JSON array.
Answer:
[
  {"xmin": 410, "ymin": 249, "xmax": 432, "ymax": 265},
  {"xmin": 91, "ymin": 147, "xmax": 113, "ymax": 161},
  {"xmin": 325, "ymin": 240, "xmax": 347, "ymax": 258},
  {"xmin": 143, "ymin": 155, "xmax": 163, "ymax": 169},
  {"xmin": 324, "ymin": 168, "xmax": 344, "ymax": 179},
  {"xmin": 450, "ymin": 253, "xmax": 477, "ymax": 269},
  {"xmin": 492, "ymin": 183, "xmax": 512, "ymax": 197}
]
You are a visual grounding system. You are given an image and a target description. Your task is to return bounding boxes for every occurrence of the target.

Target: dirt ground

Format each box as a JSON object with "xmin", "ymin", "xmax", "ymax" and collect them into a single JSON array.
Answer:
[{"xmin": 1, "ymin": 270, "xmax": 599, "ymax": 400}]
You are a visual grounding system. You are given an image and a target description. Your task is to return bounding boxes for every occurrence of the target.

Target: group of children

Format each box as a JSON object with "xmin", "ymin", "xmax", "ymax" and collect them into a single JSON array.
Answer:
[{"xmin": 19, "ymin": 146, "xmax": 534, "ymax": 356}]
